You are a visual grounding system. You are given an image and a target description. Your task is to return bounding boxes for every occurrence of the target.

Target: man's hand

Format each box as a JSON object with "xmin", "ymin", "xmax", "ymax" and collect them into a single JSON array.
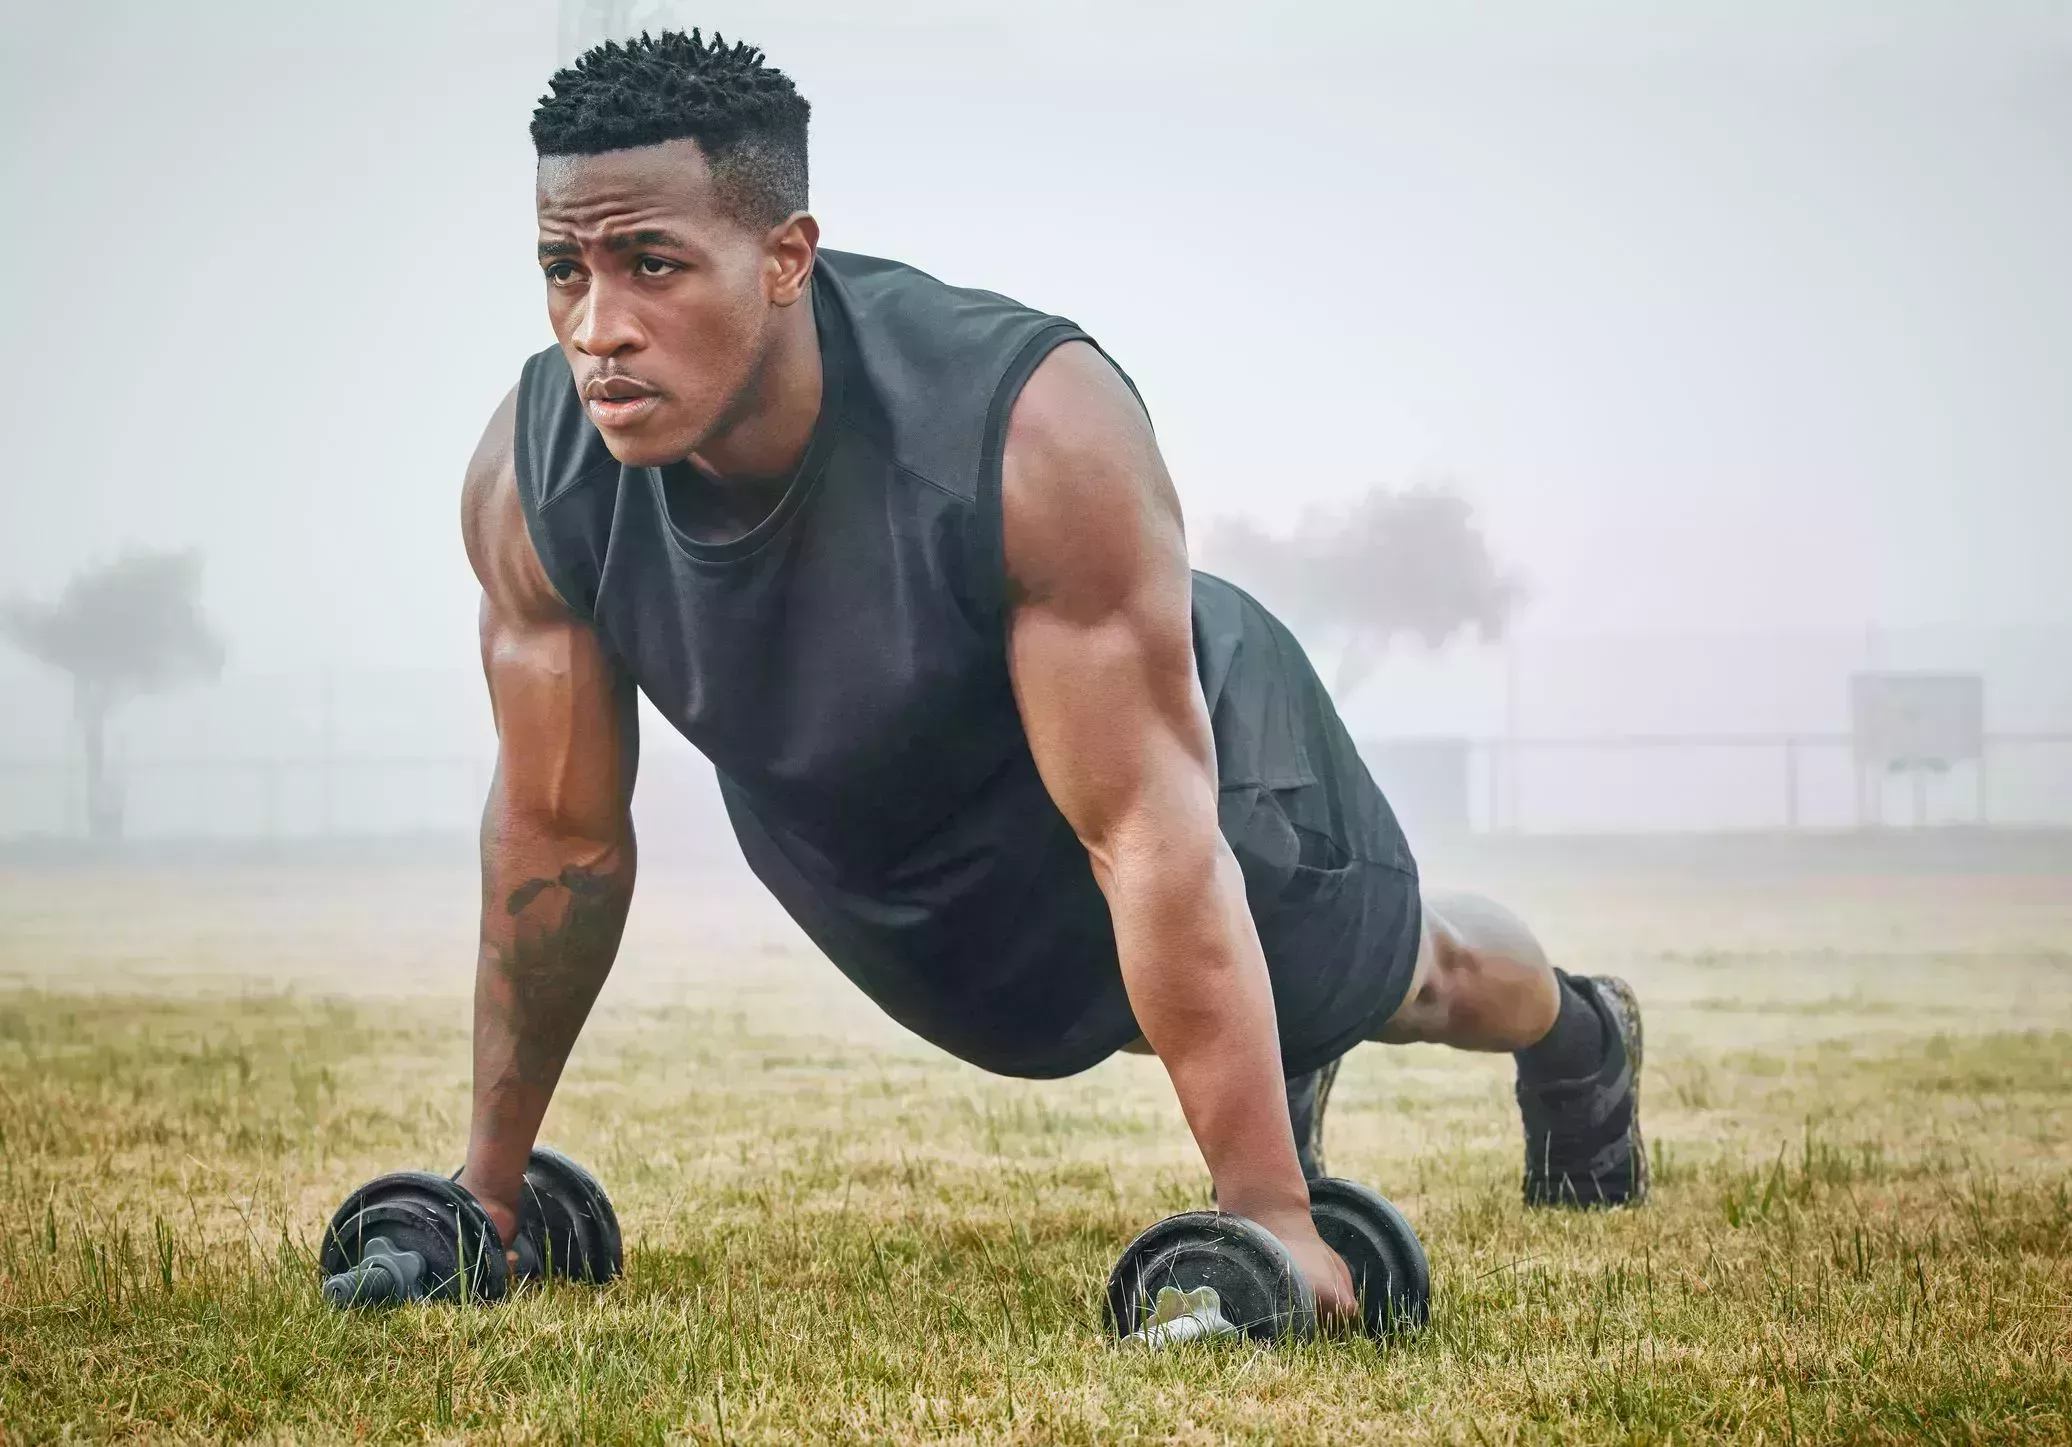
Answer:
[
  {"xmin": 459, "ymin": 1185, "xmax": 524, "ymax": 1273},
  {"xmin": 999, "ymin": 341, "xmax": 1333, "ymax": 1279},
  {"xmin": 1251, "ymin": 1209, "xmax": 1359, "ymax": 1327},
  {"xmin": 456, "ymin": 388, "xmax": 639, "ymax": 1232}
]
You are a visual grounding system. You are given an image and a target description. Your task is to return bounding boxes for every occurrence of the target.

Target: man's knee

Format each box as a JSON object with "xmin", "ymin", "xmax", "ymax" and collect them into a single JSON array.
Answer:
[
  {"xmin": 1372, "ymin": 905, "xmax": 1464, "ymax": 1044},
  {"xmin": 1372, "ymin": 892, "xmax": 1548, "ymax": 1049}
]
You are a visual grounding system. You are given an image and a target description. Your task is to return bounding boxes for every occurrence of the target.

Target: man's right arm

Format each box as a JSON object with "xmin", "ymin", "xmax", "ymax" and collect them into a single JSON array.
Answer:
[{"xmin": 455, "ymin": 387, "xmax": 638, "ymax": 1248}]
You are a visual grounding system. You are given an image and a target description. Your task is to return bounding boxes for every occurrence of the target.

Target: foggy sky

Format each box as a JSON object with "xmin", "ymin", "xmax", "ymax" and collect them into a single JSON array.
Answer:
[{"xmin": 4, "ymin": 0, "xmax": 2070, "ymax": 682}]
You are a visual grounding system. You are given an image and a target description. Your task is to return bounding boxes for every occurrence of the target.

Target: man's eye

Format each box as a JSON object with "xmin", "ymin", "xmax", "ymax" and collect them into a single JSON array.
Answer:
[
  {"xmin": 636, "ymin": 256, "xmax": 678, "ymax": 276},
  {"xmin": 543, "ymin": 262, "xmax": 579, "ymax": 284}
]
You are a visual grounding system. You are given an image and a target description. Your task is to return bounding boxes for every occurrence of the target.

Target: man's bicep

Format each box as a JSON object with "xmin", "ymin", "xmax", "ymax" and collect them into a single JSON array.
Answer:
[
  {"xmin": 1009, "ymin": 600, "xmax": 1216, "ymax": 870},
  {"xmin": 1001, "ymin": 343, "xmax": 1219, "ymax": 855},
  {"xmin": 481, "ymin": 605, "xmax": 636, "ymax": 835},
  {"xmin": 463, "ymin": 393, "xmax": 636, "ymax": 842}
]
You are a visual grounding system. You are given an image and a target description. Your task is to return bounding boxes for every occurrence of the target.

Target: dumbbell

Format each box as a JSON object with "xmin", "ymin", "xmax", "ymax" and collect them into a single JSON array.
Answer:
[
  {"xmin": 319, "ymin": 1146, "xmax": 622, "ymax": 1308},
  {"xmin": 1106, "ymin": 1177, "xmax": 1429, "ymax": 1343}
]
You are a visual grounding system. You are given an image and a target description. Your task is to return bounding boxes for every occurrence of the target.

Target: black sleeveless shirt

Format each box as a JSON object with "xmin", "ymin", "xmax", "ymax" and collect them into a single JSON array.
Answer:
[{"xmin": 513, "ymin": 250, "xmax": 1417, "ymax": 1079}]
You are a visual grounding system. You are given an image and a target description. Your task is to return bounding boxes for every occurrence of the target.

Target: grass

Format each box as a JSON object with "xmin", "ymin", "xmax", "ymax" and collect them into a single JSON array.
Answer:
[{"xmin": 1, "ymin": 844, "xmax": 2069, "ymax": 1443}]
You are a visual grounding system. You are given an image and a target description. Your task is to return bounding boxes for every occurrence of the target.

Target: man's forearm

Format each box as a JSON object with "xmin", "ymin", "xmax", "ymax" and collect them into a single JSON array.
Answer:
[
  {"xmin": 1104, "ymin": 836, "xmax": 1312, "ymax": 1224},
  {"xmin": 461, "ymin": 811, "xmax": 635, "ymax": 1215}
]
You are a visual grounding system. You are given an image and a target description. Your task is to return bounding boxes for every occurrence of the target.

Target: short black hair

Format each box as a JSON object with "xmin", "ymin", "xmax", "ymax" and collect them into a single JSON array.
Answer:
[{"xmin": 531, "ymin": 30, "xmax": 810, "ymax": 227}]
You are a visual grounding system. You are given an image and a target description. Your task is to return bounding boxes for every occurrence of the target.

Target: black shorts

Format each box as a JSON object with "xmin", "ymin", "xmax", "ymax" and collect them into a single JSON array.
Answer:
[
  {"xmin": 1193, "ymin": 575, "xmax": 1424, "ymax": 1077},
  {"xmin": 1214, "ymin": 790, "xmax": 1424, "ymax": 1077}
]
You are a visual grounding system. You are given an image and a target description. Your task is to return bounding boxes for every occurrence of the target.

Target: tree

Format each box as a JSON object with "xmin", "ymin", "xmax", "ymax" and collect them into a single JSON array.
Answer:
[
  {"xmin": 3, "ymin": 551, "xmax": 225, "ymax": 842},
  {"xmin": 1203, "ymin": 484, "xmax": 1522, "ymax": 701}
]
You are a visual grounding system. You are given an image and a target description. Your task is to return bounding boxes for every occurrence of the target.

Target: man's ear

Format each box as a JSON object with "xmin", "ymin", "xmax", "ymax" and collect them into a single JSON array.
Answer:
[{"xmin": 766, "ymin": 212, "xmax": 820, "ymax": 306}]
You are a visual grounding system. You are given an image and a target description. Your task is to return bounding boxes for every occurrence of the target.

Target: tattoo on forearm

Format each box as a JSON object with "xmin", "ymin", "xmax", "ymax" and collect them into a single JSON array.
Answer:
[
  {"xmin": 487, "ymin": 862, "xmax": 631, "ymax": 1088},
  {"xmin": 505, "ymin": 864, "xmax": 621, "ymax": 918}
]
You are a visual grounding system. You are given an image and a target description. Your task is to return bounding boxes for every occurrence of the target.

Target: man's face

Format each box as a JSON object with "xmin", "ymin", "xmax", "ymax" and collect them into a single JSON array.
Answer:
[{"xmin": 536, "ymin": 139, "xmax": 802, "ymax": 467}]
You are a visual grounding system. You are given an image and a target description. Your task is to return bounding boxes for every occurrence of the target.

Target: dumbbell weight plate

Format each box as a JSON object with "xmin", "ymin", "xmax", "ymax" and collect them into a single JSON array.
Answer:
[
  {"xmin": 518, "ymin": 1146, "xmax": 623, "ymax": 1284},
  {"xmin": 1105, "ymin": 1210, "xmax": 1317, "ymax": 1341},
  {"xmin": 319, "ymin": 1170, "xmax": 509, "ymax": 1305},
  {"xmin": 1307, "ymin": 1176, "xmax": 1430, "ymax": 1334}
]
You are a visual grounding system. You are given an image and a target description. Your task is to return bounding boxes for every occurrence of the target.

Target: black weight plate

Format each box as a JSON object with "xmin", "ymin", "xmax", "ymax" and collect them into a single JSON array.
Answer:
[
  {"xmin": 320, "ymin": 1170, "xmax": 508, "ymax": 1303},
  {"xmin": 1106, "ymin": 1210, "xmax": 1316, "ymax": 1341},
  {"xmin": 1308, "ymin": 1177, "xmax": 1430, "ymax": 1334},
  {"xmin": 519, "ymin": 1146, "xmax": 623, "ymax": 1284}
]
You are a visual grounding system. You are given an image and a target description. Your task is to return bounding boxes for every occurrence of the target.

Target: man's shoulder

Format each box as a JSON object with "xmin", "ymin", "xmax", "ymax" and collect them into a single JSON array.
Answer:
[
  {"xmin": 817, "ymin": 248, "xmax": 1032, "ymax": 315},
  {"xmin": 818, "ymin": 248, "xmax": 1078, "ymax": 373},
  {"xmin": 999, "ymin": 339, "xmax": 1172, "ymax": 605},
  {"xmin": 510, "ymin": 344, "xmax": 617, "ymax": 511},
  {"xmin": 817, "ymin": 249, "xmax": 1091, "ymax": 506}
]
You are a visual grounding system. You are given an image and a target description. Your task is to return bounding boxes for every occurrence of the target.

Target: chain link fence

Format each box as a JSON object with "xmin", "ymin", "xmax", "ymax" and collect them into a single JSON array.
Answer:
[{"xmin": 4, "ymin": 625, "xmax": 2069, "ymax": 841}]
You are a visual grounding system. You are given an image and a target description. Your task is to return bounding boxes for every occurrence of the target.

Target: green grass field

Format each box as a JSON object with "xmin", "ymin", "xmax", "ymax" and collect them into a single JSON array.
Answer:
[{"xmin": 2, "ymin": 838, "xmax": 2069, "ymax": 1443}]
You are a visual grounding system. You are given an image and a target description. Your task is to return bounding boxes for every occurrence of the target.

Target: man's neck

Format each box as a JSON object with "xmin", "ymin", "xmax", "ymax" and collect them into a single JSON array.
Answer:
[{"xmin": 688, "ymin": 291, "xmax": 823, "ymax": 482}]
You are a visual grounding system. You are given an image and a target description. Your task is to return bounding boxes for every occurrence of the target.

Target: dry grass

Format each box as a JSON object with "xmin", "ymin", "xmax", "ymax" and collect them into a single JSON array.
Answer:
[{"xmin": 1, "ymin": 836, "xmax": 2069, "ymax": 1443}]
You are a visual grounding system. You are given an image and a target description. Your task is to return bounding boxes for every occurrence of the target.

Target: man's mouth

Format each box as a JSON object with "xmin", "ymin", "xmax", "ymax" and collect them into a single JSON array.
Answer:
[
  {"xmin": 582, "ymin": 377, "xmax": 662, "ymax": 427},
  {"xmin": 585, "ymin": 394, "xmax": 661, "ymax": 427}
]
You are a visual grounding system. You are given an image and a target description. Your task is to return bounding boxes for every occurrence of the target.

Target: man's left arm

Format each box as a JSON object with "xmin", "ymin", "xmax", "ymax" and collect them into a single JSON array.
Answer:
[{"xmin": 1000, "ymin": 341, "xmax": 1354, "ymax": 1317}]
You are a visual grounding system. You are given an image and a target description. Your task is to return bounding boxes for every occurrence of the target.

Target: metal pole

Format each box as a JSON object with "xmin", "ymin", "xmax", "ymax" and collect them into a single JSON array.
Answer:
[
  {"xmin": 1484, "ymin": 740, "xmax": 1500, "ymax": 834},
  {"xmin": 1504, "ymin": 639, "xmax": 1520, "ymax": 833},
  {"xmin": 321, "ymin": 667, "xmax": 336, "ymax": 837},
  {"xmin": 1783, "ymin": 738, "xmax": 1800, "ymax": 829},
  {"xmin": 560, "ymin": 0, "xmax": 638, "ymax": 60}
]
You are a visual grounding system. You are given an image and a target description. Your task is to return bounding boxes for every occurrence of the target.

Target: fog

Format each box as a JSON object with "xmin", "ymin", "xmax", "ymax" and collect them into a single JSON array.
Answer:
[{"xmin": 4, "ymin": 0, "xmax": 2070, "ymax": 841}]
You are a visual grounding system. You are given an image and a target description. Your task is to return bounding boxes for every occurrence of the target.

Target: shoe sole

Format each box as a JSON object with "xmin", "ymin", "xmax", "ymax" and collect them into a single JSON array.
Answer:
[{"xmin": 1589, "ymin": 974, "xmax": 1648, "ymax": 1206}]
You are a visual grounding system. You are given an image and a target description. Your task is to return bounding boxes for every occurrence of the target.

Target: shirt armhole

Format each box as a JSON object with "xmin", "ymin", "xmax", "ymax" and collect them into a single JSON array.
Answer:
[
  {"xmin": 511, "ymin": 348, "xmax": 608, "ymax": 623},
  {"xmin": 971, "ymin": 321, "xmax": 1101, "ymax": 636}
]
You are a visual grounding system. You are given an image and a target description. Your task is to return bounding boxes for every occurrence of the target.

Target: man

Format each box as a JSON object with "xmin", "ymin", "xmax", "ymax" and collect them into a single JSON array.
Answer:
[{"xmin": 458, "ymin": 31, "xmax": 1645, "ymax": 1322}]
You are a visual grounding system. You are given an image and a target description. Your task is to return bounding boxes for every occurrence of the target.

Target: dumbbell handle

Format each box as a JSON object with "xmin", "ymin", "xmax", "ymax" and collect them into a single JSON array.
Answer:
[
  {"xmin": 1123, "ymin": 1284, "xmax": 1240, "ymax": 1349},
  {"xmin": 322, "ymin": 1236, "xmax": 427, "ymax": 1308}
]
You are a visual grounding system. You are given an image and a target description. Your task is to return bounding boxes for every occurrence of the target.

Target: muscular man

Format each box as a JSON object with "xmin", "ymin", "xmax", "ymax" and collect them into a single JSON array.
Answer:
[{"xmin": 458, "ymin": 31, "xmax": 1645, "ymax": 1321}]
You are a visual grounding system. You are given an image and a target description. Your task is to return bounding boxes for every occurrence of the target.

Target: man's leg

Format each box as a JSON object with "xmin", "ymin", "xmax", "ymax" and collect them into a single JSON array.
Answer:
[
  {"xmin": 1129, "ymin": 887, "xmax": 1644, "ymax": 1204},
  {"xmin": 1371, "ymin": 892, "xmax": 1561, "ymax": 1050},
  {"xmin": 1368, "ymin": 891, "xmax": 1647, "ymax": 1207}
]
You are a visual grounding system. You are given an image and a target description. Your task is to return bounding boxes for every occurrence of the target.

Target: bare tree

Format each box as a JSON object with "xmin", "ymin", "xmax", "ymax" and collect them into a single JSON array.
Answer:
[
  {"xmin": 3, "ymin": 551, "xmax": 225, "ymax": 842},
  {"xmin": 1204, "ymin": 484, "xmax": 1522, "ymax": 701}
]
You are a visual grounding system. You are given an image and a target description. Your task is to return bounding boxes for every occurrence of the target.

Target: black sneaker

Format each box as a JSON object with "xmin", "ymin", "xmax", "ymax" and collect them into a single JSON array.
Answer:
[
  {"xmin": 1286, "ymin": 1054, "xmax": 1343, "ymax": 1183},
  {"xmin": 1519, "ymin": 975, "xmax": 1647, "ymax": 1208}
]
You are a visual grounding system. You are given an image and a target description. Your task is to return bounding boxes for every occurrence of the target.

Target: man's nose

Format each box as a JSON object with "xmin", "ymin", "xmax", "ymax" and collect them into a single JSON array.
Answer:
[{"xmin": 571, "ymin": 277, "xmax": 642, "ymax": 358}]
